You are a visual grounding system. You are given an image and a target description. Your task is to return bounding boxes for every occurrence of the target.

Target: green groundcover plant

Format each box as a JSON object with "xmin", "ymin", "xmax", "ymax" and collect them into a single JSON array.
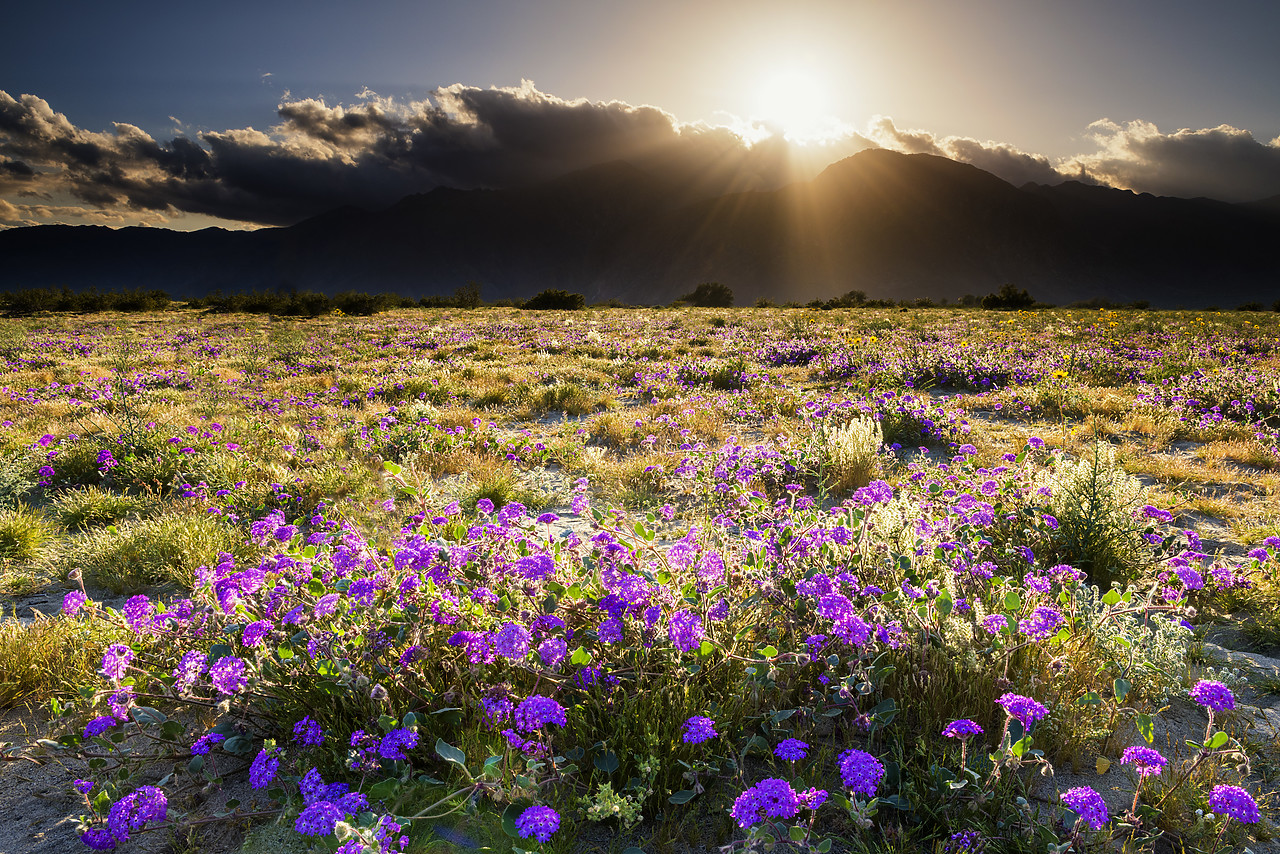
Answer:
[{"xmin": 32, "ymin": 438, "xmax": 1269, "ymax": 854}]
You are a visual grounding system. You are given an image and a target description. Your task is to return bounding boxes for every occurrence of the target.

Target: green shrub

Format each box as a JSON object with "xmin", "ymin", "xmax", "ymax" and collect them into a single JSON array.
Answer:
[
  {"xmin": 1031, "ymin": 442, "xmax": 1153, "ymax": 589},
  {"xmin": 815, "ymin": 415, "xmax": 883, "ymax": 494},
  {"xmin": 0, "ymin": 450, "xmax": 36, "ymax": 509},
  {"xmin": 523, "ymin": 289, "xmax": 586, "ymax": 310}
]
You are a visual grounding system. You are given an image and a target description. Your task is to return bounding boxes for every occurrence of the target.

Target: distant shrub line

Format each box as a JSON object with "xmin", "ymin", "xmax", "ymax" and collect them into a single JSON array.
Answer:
[{"xmin": 3, "ymin": 282, "xmax": 1265, "ymax": 317}]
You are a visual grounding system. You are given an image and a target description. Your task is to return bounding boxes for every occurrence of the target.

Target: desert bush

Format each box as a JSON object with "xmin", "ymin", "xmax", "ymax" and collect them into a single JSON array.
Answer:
[
  {"xmin": 1031, "ymin": 442, "xmax": 1154, "ymax": 588},
  {"xmin": 522, "ymin": 289, "xmax": 586, "ymax": 310},
  {"xmin": 814, "ymin": 415, "xmax": 883, "ymax": 493}
]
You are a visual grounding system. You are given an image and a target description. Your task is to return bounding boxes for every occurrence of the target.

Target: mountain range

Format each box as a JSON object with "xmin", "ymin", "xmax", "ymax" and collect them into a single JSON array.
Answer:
[{"xmin": 2, "ymin": 149, "xmax": 1277, "ymax": 308}]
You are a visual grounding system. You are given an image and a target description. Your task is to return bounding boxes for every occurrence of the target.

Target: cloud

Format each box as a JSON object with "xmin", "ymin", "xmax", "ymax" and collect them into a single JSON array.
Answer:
[
  {"xmin": 1062, "ymin": 119, "xmax": 1280, "ymax": 202},
  {"xmin": 6, "ymin": 81, "xmax": 1280, "ymax": 229},
  {"xmin": 865, "ymin": 116, "xmax": 1069, "ymax": 187},
  {"xmin": 0, "ymin": 197, "xmax": 170, "ymax": 229},
  {"xmin": 5, "ymin": 82, "xmax": 845, "ymax": 226}
]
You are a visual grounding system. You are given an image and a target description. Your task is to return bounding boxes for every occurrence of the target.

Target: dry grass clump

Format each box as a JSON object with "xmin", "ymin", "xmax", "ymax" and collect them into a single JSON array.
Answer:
[
  {"xmin": 52, "ymin": 486, "xmax": 155, "ymax": 530},
  {"xmin": 0, "ymin": 612, "xmax": 133, "ymax": 708},
  {"xmin": 0, "ymin": 505, "xmax": 54, "ymax": 563},
  {"xmin": 64, "ymin": 510, "xmax": 252, "ymax": 592}
]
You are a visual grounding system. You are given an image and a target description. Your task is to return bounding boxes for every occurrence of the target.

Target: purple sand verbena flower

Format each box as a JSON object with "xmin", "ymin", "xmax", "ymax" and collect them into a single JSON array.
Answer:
[
  {"xmin": 514, "ymin": 805, "xmax": 561, "ymax": 843},
  {"xmin": 1189, "ymin": 679, "xmax": 1235, "ymax": 713},
  {"xmin": 208, "ymin": 656, "xmax": 248, "ymax": 695},
  {"xmin": 838, "ymin": 749, "xmax": 885, "ymax": 797},
  {"xmin": 943, "ymin": 719, "xmax": 984, "ymax": 739},
  {"xmin": 295, "ymin": 801, "xmax": 344, "ymax": 836},
  {"xmin": 1120, "ymin": 745, "xmax": 1167, "ymax": 777},
  {"xmin": 249, "ymin": 749, "xmax": 279, "ymax": 788},
  {"xmin": 997, "ymin": 693, "xmax": 1049, "ymax": 728},
  {"xmin": 100, "ymin": 644, "xmax": 133, "ymax": 681},
  {"xmin": 1061, "ymin": 786, "xmax": 1109, "ymax": 830},
  {"xmin": 514, "ymin": 695, "xmax": 566, "ymax": 732},
  {"xmin": 377, "ymin": 728, "xmax": 419, "ymax": 760},
  {"xmin": 773, "ymin": 738, "xmax": 809, "ymax": 761},
  {"xmin": 682, "ymin": 715, "xmax": 717, "ymax": 744},
  {"xmin": 1209, "ymin": 785, "xmax": 1260, "ymax": 823},
  {"xmin": 730, "ymin": 778, "xmax": 803, "ymax": 828}
]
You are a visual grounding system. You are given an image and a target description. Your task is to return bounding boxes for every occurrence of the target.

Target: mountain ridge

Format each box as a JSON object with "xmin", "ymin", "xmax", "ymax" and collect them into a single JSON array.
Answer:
[{"xmin": 1, "ymin": 149, "xmax": 1276, "ymax": 307}]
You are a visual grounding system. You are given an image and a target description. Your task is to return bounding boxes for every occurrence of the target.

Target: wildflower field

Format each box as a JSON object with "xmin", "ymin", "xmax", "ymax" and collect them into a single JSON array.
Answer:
[{"xmin": 2, "ymin": 306, "xmax": 1279, "ymax": 854}]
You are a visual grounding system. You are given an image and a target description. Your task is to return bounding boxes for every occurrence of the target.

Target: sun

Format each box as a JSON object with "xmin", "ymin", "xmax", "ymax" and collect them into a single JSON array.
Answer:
[{"xmin": 749, "ymin": 66, "xmax": 844, "ymax": 143}]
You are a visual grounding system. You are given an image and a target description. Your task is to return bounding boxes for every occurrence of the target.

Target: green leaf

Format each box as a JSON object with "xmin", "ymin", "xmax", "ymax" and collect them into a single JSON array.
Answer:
[
  {"xmin": 501, "ymin": 803, "xmax": 524, "ymax": 839},
  {"xmin": 1078, "ymin": 691, "xmax": 1102, "ymax": 706},
  {"xmin": 1135, "ymin": 713, "xmax": 1155, "ymax": 745},
  {"xmin": 435, "ymin": 738, "xmax": 466, "ymax": 768},
  {"xmin": 1004, "ymin": 590, "xmax": 1021, "ymax": 611},
  {"xmin": 570, "ymin": 646, "xmax": 593, "ymax": 666},
  {"xmin": 817, "ymin": 839, "xmax": 833, "ymax": 853},
  {"xmin": 1102, "ymin": 589, "xmax": 1122, "ymax": 606},
  {"xmin": 382, "ymin": 461, "xmax": 403, "ymax": 475},
  {"xmin": 623, "ymin": 848, "xmax": 646, "ymax": 854},
  {"xmin": 1113, "ymin": 678, "xmax": 1131, "ymax": 704},
  {"xmin": 1206, "ymin": 730, "xmax": 1229, "ymax": 750},
  {"xmin": 757, "ymin": 645, "xmax": 779, "ymax": 659},
  {"xmin": 668, "ymin": 789, "xmax": 698, "ymax": 804},
  {"xmin": 935, "ymin": 589, "xmax": 953, "ymax": 617},
  {"xmin": 188, "ymin": 755, "xmax": 205, "ymax": 774},
  {"xmin": 276, "ymin": 644, "xmax": 294, "ymax": 660},
  {"xmin": 208, "ymin": 643, "xmax": 233, "ymax": 664},
  {"xmin": 789, "ymin": 826, "xmax": 807, "ymax": 843},
  {"xmin": 593, "ymin": 751, "xmax": 619, "ymax": 774},
  {"xmin": 366, "ymin": 778, "xmax": 402, "ymax": 801}
]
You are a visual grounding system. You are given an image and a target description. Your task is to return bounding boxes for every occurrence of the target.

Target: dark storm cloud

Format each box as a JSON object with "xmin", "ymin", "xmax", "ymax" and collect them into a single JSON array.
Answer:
[
  {"xmin": 1063, "ymin": 120, "xmax": 1280, "ymax": 202},
  {"xmin": 5, "ymin": 84, "xmax": 1280, "ymax": 228},
  {"xmin": 4, "ymin": 83, "xmax": 835, "ymax": 225}
]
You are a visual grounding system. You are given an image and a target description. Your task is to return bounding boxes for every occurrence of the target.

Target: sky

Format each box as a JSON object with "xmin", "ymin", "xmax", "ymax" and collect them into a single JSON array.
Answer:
[{"xmin": 2, "ymin": 0, "xmax": 1279, "ymax": 230}]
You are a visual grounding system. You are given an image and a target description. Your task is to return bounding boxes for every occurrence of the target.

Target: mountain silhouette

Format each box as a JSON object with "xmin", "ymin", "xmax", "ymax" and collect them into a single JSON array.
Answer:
[{"xmin": 1, "ymin": 149, "xmax": 1276, "ymax": 307}]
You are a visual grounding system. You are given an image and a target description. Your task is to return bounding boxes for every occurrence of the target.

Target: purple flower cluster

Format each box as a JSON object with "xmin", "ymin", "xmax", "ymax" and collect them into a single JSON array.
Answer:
[
  {"xmin": 667, "ymin": 609, "xmax": 704, "ymax": 653},
  {"xmin": 1120, "ymin": 745, "xmax": 1166, "ymax": 777},
  {"xmin": 208, "ymin": 656, "xmax": 248, "ymax": 695},
  {"xmin": 293, "ymin": 716, "xmax": 325, "ymax": 747},
  {"xmin": 514, "ymin": 805, "xmax": 560, "ymax": 842},
  {"xmin": 1060, "ymin": 786, "xmax": 1109, "ymax": 830},
  {"xmin": 514, "ymin": 695, "xmax": 566, "ymax": 732},
  {"xmin": 1209, "ymin": 784, "xmax": 1260, "ymax": 823},
  {"xmin": 99, "ymin": 644, "xmax": 133, "ymax": 681},
  {"xmin": 249, "ymin": 748, "xmax": 280, "ymax": 789},
  {"xmin": 730, "ymin": 778, "xmax": 804, "ymax": 828},
  {"xmin": 105, "ymin": 785, "xmax": 167, "ymax": 843},
  {"xmin": 773, "ymin": 738, "xmax": 809, "ymax": 760},
  {"xmin": 1189, "ymin": 679, "xmax": 1235, "ymax": 712},
  {"xmin": 997, "ymin": 693, "xmax": 1049, "ymax": 728},
  {"xmin": 376, "ymin": 728, "xmax": 419, "ymax": 760},
  {"xmin": 838, "ymin": 749, "xmax": 885, "ymax": 797},
  {"xmin": 942, "ymin": 719, "xmax": 984, "ymax": 740},
  {"xmin": 682, "ymin": 715, "xmax": 717, "ymax": 744}
]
